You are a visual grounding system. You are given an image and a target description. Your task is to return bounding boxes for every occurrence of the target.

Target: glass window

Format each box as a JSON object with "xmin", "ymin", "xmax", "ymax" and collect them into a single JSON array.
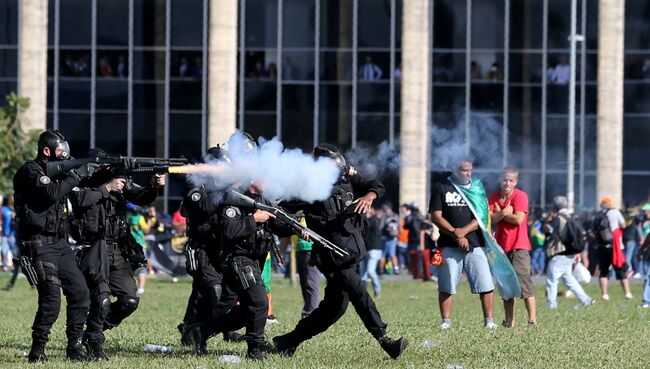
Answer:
[
  {"xmin": 59, "ymin": 113, "xmax": 90, "ymax": 155},
  {"xmin": 283, "ymin": 0, "xmax": 315, "ymax": 48},
  {"xmin": 623, "ymin": 175, "xmax": 650, "ymax": 205},
  {"xmin": 518, "ymin": 173, "xmax": 542, "ymax": 206},
  {"xmin": 0, "ymin": 82, "xmax": 17, "ymax": 101},
  {"xmin": 170, "ymin": 51, "xmax": 204, "ymax": 79},
  {"xmin": 357, "ymin": 83, "xmax": 389, "ymax": 113},
  {"xmin": 320, "ymin": 0, "xmax": 352, "ymax": 48},
  {"xmin": 283, "ymin": 52, "xmax": 315, "ymax": 81},
  {"xmin": 97, "ymin": 80, "xmax": 128, "ymax": 110},
  {"xmin": 432, "ymin": 53, "xmax": 465, "ymax": 83},
  {"xmin": 357, "ymin": 114, "xmax": 389, "ymax": 146},
  {"xmin": 509, "ymin": 0, "xmax": 543, "ymax": 50},
  {"xmin": 60, "ymin": 50, "xmax": 92, "ymax": 78},
  {"xmin": 471, "ymin": 0, "xmax": 504, "ymax": 49},
  {"xmin": 96, "ymin": 113, "xmax": 128, "ymax": 154},
  {"xmin": 60, "ymin": 0, "xmax": 91, "ymax": 46},
  {"xmin": 97, "ymin": 50, "xmax": 129, "ymax": 79},
  {"xmin": 509, "ymin": 86, "xmax": 542, "ymax": 114},
  {"xmin": 134, "ymin": 0, "xmax": 166, "ymax": 47},
  {"xmin": 508, "ymin": 52, "xmax": 543, "ymax": 83},
  {"xmin": 47, "ymin": 80, "xmax": 54, "ymax": 110},
  {"xmin": 432, "ymin": 86, "xmax": 465, "ymax": 112},
  {"xmin": 579, "ymin": 174, "xmax": 596, "ymax": 208},
  {"xmin": 320, "ymin": 51, "xmax": 352, "ymax": 81},
  {"xmin": 59, "ymin": 81, "xmax": 91, "ymax": 110},
  {"xmin": 624, "ymin": 84, "xmax": 650, "ymax": 114},
  {"xmin": 547, "ymin": 0, "xmax": 571, "ymax": 50},
  {"xmin": 244, "ymin": 113, "xmax": 277, "ymax": 141},
  {"xmin": 171, "ymin": 0, "xmax": 203, "ymax": 47},
  {"xmin": 358, "ymin": 0, "xmax": 391, "ymax": 48},
  {"xmin": 544, "ymin": 174, "xmax": 568, "ymax": 207},
  {"xmin": 471, "ymin": 83, "xmax": 503, "ymax": 112},
  {"xmin": 132, "ymin": 110, "xmax": 159, "ymax": 157},
  {"xmin": 170, "ymin": 80, "xmax": 202, "ymax": 110},
  {"xmin": 244, "ymin": 80, "xmax": 276, "ymax": 111},
  {"xmin": 133, "ymin": 82, "xmax": 166, "ymax": 110},
  {"xmin": 0, "ymin": 0, "xmax": 18, "ymax": 45},
  {"xmin": 625, "ymin": 1, "xmax": 650, "ymax": 51},
  {"xmin": 623, "ymin": 118, "xmax": 650, "ymax": 171},
  {"xmin": 170, "ymin": 113, "xmax": 202, "ymax": 160},
  {"xmin": 0, "ymin": 49, "xmax": 17, "ymax": 78},
  {"xmin": 357, "ymin": 52, "xmax": 389, "ymax": 81},
  {"xmin": 245, "ymin": 0, "xmax": 278, "ymax": 48},
  {"xmin": 318, "ymin": 85, "xmax": 352, "ymax": 149},
  {"xmin": 546, "ymin": 117, "xmax": 568, "ymax": 171},
  {"xmin": 507, "ymin": 113, "xmax": 541, "ymax": 170},
  {"xmin": 469, "ymin": 114, "xmax": 503, "ymax": 170},
  {"xmin": 546, "ymin": 85, "xmax": 569, "ymax": 114},
  {"xmin": 582, "ymin": 118, "xmax": 596, "ymax": 171},
  {"xmin": 433, "ymin": 0, "xmax": 467, "ymax": 49},
  {"xmin": 245, "ymin": 51, "xmax": 278, "ymax": 80},
  {"xmin": 281, "ymin": 85, "xmax": 314, "ymax": 151},
  {"xmin": 98, "ymin": 0, "xmax": 128, "ymax": 46},
  {"xmin": 624, "ymin": 53, "xmax": 650, "ymax": 80},
  {"xmin": 133, "ymin": 51, "xmax": 166, "ymax": 81}
]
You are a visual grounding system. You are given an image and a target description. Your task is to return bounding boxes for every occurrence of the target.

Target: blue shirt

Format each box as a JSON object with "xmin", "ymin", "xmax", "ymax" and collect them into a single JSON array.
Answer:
[{"xmin": 2, "ymin": 206, "xmax": 14, "ymax": 237}]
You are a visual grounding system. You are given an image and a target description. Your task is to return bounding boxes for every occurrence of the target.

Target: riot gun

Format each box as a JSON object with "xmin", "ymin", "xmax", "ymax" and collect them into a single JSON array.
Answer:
[
  {"xmin": 225, "ymin": 191, "xmax": 350, "ymax": 258},
  {"xmin": 46, "ymin": 152, "xmax": 188, "ymax": 178}
]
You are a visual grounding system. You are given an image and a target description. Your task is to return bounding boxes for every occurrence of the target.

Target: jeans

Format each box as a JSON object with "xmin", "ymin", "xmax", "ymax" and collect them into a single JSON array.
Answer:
[
  {"xmin": 625, "ymin": 241, "xmax": 639, "ymax": 273},
  {"xmin": 531, "ymin": 247, "xmax": 546, "ymax": 275},
  {"xmin": 361, "ymin": 249, "xmax": 382, "ymax": 295},
  {"xmin": 1, "ymin": 235, "xmax": 16, "ymax": 268},
  {"xmin": 397, "ymin": 244, "xmax": 408, "ymax": 271},
  {"xmin": 546, "ymin": 255, "xmax": 592, "ymax": 308},
  {"xmin": 643, "ymin": 263, "xmax": 650, "ymax": 304}
]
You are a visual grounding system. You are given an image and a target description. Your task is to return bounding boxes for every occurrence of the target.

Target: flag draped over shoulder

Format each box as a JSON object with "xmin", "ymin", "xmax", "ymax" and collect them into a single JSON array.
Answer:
[{"xmin": 450, "ymin": 177, "xmax": 522, "ymax": 300}]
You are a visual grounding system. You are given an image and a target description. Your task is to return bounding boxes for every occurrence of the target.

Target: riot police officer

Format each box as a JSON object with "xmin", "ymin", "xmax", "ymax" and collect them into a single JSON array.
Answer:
[
  {"xmin": 69, "ymin": 149, "xmax": 166, "ymax": 360},
  {"xmin": 190, "ymin": 183, "xmax": 293, "ymax": 360},
  {"xmin": 272, "ymin": 143, "xmax": 408, "ymax": 359},
  {"xmin": 177, "ymin": 146, "xmax": 230, "ymax": 345},
  {"xmin": 13, "ymin": 130, "xmax": 95, "ymax": 362}
]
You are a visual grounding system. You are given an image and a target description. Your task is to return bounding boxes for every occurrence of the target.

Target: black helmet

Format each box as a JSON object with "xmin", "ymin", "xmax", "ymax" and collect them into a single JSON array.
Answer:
[
  {"xmin": 227, "ymin": 131, "xmax": 257, "ymax": 156},
  {"xmin": 37, "ymin": 130, "xmax": 70, "ymax": 161},
  {"xmin": 204, "ymin": 145, "xmax": 231, "ymax": 163},
  {"xmin": 313, "ymin": 143, "xmax": 348, "ymax": 177}
]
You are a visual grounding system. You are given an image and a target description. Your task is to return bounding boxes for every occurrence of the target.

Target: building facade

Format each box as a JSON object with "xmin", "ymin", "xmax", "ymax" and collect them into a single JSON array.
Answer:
[{"xmin": 1, "ymin": 0, "xmax": 649, "ymax": 211}]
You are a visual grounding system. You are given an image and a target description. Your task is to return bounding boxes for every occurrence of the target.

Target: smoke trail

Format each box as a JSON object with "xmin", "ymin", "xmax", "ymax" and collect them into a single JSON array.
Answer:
[
  {"xmin": 186, "ymin": 132, "xmax": 340, "ymax": 203},
  {"xmin": 344, "ymin": 141, "xmax": 400, "ymax": 178}
]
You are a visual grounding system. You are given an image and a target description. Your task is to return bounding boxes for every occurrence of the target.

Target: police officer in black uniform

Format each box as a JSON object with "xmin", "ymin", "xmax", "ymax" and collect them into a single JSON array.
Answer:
[
  {"xmin": 177, "ymin": 146, "xmax": 230, "ymax": 345},
  {"xmin": 190, "ymin": 183, "xmax": 293, "ymax": 360},
  {"xmin": 69, "ymin": 150, "xmax": 165, "ymax": 360},
  {"xmin": 272, "ymin": 143, "xmax": 408, "ymax": 359},
  {"xmin": 13, "ymin": 130, "xmax": 95, "ymax": 362}
]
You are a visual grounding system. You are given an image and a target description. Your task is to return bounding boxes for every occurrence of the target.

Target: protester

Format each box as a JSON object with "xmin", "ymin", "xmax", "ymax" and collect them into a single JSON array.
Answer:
[{"xmin": 488, "ymin": 168, "xmax": 537, "ymax": 327}]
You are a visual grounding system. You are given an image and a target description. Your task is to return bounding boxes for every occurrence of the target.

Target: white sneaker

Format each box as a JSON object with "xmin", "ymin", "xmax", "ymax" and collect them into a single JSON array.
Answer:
[
  {"xmin": 601, "ymin": 294, "xmax": 610, "ymax": 301},
  {"xmin": 484, "ymin": 322, "xmax": 498, "ymax": 330},
  {"xmin": 137, "ymin": 288, "xmax": 145, "ymax": 296},
  {"xmin": 632, "ymin": 272, "xmax": 642, "ymax": 279},
  {"xmin": 639, "ymin": 303, "xmax": 650, "ymax": 309},
  {"xmin": 625, "ymin": 293, "xmax": 634, "ymax": 300},
  {"xmin": 439, "ymin": 322, "xmax": 451, "ymax": 330}
]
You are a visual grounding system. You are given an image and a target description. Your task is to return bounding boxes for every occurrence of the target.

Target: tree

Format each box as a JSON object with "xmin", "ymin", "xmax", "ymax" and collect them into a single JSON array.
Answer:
[{"xmin": 0, "ymin": 93, "xmax": 39, "ymax": 195}]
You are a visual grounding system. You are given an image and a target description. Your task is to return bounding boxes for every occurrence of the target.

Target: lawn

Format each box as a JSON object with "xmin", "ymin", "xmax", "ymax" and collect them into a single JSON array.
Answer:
[{"xmin": 0, "ymin": 273, "xmax": 648, "ymax": 369}]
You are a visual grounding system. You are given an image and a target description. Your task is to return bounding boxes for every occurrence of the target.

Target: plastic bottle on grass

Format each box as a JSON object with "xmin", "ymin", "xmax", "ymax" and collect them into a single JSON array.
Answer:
[
  {"xmin": 218, "ymin": 355, "xmax": 241, "ymax": 363},
  {"xmin": 144, "ymin": 344, "xmax": 173, "ymax": 354}
]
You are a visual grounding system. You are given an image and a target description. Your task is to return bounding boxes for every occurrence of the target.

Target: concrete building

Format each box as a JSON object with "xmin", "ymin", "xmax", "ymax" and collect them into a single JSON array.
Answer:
[{"xmin": 2, "ymin": 0, "xmax": 648, "ymax": 211}]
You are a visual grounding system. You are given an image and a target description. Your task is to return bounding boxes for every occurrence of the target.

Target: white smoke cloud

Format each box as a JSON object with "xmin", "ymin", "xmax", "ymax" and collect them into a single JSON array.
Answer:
[
  {"xmin": 344, "ymin": 141, "xmax": 400, "ymax": 178},
  {"xmin": 187, "ymin": 131, "xmax": 340, "ymax": 203}
]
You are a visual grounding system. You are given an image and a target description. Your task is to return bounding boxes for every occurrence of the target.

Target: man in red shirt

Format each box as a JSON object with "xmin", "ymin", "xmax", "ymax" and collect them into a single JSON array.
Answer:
[{"xmin": 488, "ymin": 168, "xmax": 537, "ymax": 327}]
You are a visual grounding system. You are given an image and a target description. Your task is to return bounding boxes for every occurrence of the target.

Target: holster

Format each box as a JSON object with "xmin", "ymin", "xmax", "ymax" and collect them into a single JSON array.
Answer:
[
  {"xmin": 231, "ymin": 257, "xmax": 260, "ymax": 290},
  {"xmin": 123, "ymin": 234, "xmax": 147, "ymax": 268},
  {"xmin": 18, "ymin": 240, "xmax": 42, "ymax": 286}
]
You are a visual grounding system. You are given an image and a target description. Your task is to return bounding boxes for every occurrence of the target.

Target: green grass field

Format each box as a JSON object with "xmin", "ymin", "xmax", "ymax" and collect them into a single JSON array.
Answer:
[{"xmin": 1, "ymin": 273, "xmax": 648, "ymax": 369}]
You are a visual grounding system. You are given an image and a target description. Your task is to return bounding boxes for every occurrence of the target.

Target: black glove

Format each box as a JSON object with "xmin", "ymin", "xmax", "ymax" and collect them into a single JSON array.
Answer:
[
  {"xmin": 73, "ymin": 163, "xmax": 100, "ymax": 179},
  {"xmin": 122, "ymin": 157, "xmax": 137, "ymax": 171}
]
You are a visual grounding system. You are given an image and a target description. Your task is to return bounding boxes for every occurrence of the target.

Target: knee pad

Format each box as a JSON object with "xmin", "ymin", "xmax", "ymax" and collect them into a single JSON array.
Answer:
[
  {"xmin": 99, "ymin": 295, "xmax": 111, "ymax": 318},
  {"xmin": 208, "ymin": 284, "xmax": 222, "ymax": 305},
  {"xmin": 119, "ymin": 296, "xmax": 140, "ymax": 315}
]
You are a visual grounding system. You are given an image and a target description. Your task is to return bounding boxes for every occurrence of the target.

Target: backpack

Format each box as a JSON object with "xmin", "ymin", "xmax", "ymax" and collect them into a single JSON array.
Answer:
[
  {"xmin": 557, "ymin": 214, "xmax": 587, "ymax": 254},
  {"xmin": 592, "ymin": 209, "xmax": 613, "ymax": 244},
  {"xmin": 383, "ymin": 215, "xmax": 399, "ymax": 238}
]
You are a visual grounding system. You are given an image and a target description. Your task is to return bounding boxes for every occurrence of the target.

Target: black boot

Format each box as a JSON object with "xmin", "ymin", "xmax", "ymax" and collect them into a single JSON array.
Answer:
[
  {"xmin": 378, "ymin": 335, "xmax": 408, "ymax": 359},
  {"xmin": 178, "ymin": 323, "xmax": 193, "ymax": 347},
  {"xmin": 84, "ymin": 340, "xmax": 109, "ymax": 361},
  {"xmin": 190, "ymin": 325, "xmax": 208, "ymax": 356},
  {"xmin": 66, "ymin": 339, "xmax": 93, "ymax": 362},
  {"xmin": 246, "ymin": 342, "xmax": 266, "ymax": 361},
  {"xmin": 27, "ymin": 342, "xmax": 47, "ymax": 363},
  {"xmin": 272, "ymin": 334, "xmax": 298, "ymax": 357},
  {"xmin": 223, "ymin": 331, "xmax": 245, "ymax": 342}
]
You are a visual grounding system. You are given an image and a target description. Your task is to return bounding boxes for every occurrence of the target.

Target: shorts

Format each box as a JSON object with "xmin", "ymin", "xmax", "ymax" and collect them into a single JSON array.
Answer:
[
  {"xmin": 382, "ymin": 237, "xmax": 397, "ymax": 258},
  {"xmin": 596, "ymin": 246, "xmax": 629, "ymax": 280},
  {"xmin": 507, "ymin": 249, "xmax": 534, "ymax": 299},
  {"xmin": 438, "ymin": 246, "xmax": 494, "ymax": 295}
]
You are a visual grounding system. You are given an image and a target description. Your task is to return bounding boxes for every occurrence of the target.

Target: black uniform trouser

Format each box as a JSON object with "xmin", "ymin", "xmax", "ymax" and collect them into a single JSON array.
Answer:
[
  {"xmin": 31, "ymin": 239, "xmax": 90, "ymax": 346},
  {"xmin": 202, "ymin": 256, "xmax": 267, "ymax": 347},
  {"xmin": 183, "ymin": 247, "xmax": 223, "ymax": 325},
  {"xmin": 282, "ymin": 263, "xmax": 387, "ymax": 346},
  {"xmin": 84, "ymin": 241, "xmax": 138, "ymax": 343}
]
